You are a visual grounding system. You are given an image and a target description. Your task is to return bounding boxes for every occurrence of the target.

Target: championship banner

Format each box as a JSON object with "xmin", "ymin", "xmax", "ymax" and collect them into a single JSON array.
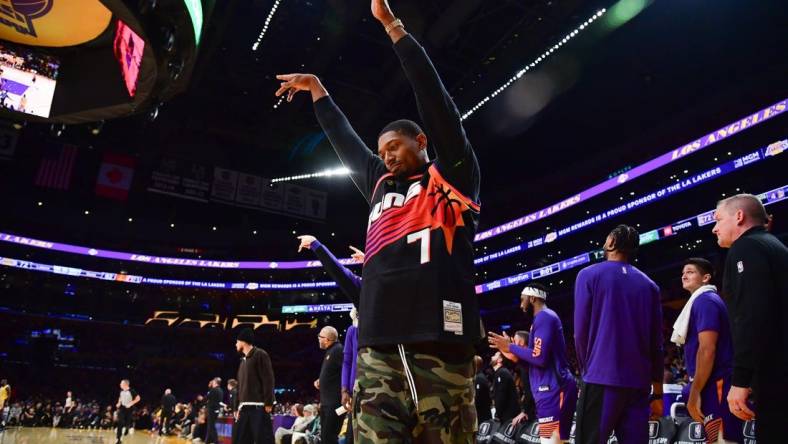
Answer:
[
  {"xmin": 208, "ymin": 166, "xmax": 327, "ymax": 221},
  {"xmin": 147, "ymin": 157, "xmax": 211, "ymax": 202}
]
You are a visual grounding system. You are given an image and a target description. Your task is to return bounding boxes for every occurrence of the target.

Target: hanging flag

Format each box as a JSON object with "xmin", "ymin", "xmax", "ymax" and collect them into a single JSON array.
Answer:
[
  {"xmin": 95, "ymin": 152, "xmax": 135, "ymax": 200},
  {"xmin": 34, "ymin": 143, "xmax": 77, "ymax": 190}
]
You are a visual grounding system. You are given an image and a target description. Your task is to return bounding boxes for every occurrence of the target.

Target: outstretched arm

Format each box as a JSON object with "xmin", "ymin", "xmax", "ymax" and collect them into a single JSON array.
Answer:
[
  {"xmin": 298, "ymin": 235, "xmax": 361, "ymax": 306},
  {"xmin": 372, "ymin": 0, "xmax": 479, "ymax": 196},
  {"xmin": 276, "ymin": 74, "xmax": 387, "ymax": 202}
]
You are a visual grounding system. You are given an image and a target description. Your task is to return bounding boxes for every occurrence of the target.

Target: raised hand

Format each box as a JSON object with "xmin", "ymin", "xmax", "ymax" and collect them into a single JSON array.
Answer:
[
  {"xmin": 297, "ymin": 235, "xmax": 317, "ymax": 252},
  {"xmin": 487, "ymin": 332, "xmax": 511, "ymax": 353},
  {"xmin": 349, "ymin": 246, "xmax": 365, "ymax": 263},
  {"xmin": 371, "ymin": 0, "xmax": 395, "ymax": 24},
  {"xmin": 275, "ymin": 73, "xmax": 320, "ymax": 102}
]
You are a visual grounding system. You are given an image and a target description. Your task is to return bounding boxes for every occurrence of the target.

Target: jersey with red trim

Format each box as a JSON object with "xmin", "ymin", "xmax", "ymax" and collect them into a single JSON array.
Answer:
[{"xmin": 358, "ymin": 163, "xmax": 482, "ymax": 346}]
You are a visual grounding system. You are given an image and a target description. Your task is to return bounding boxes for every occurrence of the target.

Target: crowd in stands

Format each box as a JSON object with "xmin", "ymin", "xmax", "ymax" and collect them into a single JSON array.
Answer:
[{"xmin": 0, "ymin": 42, "xmax": 59, "ymax": 79}]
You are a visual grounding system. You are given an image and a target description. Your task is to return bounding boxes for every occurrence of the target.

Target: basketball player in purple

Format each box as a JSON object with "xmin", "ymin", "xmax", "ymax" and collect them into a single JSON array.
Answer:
[
  {"xmin": 489, "ymin": 283, "xmax": 578, "ymax": 444},
  {"xmin": 671, "ymin": 257, "xmax": 742, "ymax": 443},
  {"xmin": 573, "ymin": 225, "xmax": 664, "ymax": 444}
]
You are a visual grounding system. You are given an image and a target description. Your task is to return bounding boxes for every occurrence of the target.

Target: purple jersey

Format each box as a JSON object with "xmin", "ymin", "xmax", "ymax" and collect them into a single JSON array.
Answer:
[
  {"xmin": 684, "ymin": 291, "xmax": 734, "ymax": 382},
  {"xmin": 510, "ymin": 308, "xmax": 574, "ymax": 399},
  {"xmin": 341, "ymin": 324, "xmax": 358, "ymax": 392},
  {"xmin": 574, "ymin": 261, "xmax": 663, "ymax": 389}
]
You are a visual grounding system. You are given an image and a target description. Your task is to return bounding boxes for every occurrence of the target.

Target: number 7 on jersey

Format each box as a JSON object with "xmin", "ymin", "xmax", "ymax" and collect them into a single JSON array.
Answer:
[{"xmin": 407, "ymin": 228, "xmax": 431, "ymax": 264}]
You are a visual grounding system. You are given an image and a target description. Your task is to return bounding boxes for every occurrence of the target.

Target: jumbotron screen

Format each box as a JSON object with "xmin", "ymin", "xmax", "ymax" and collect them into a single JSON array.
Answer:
[
  {"xmin": 0, "ymin": 41, "xmax": 59, "ymax": 118},
  {"xmin": 113, "ymin": 20, "xmax": 145, "ymax": 97}
]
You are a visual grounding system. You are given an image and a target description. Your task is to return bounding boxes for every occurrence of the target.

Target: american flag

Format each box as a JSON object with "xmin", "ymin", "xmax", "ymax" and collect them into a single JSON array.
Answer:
[{"xmin": 34, "ymin": 143, "xmax": 77, "ymax": 190}]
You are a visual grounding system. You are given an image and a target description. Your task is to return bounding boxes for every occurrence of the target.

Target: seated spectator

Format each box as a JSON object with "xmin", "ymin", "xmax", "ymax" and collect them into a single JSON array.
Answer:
[
  {"xmin": 275, "ymin": 404, "xmax": 316, "ymax": 444},
  {"xmin": 21, "ymin": 406, "xmax": 36, "ymax": 426},
  {"xmin": 285, "ymin": 405, "xmax": 320, "ymax": 444},
  {"xmin": 101, "ymin": 406, "xmax": 114, "ymax": 429},
  {"xmin": 191, "ymin": 407, "xmax": 207, "ymax": 443},
  {"xmin": 9, "ymin": 403, "xmax": 22, "ymax": 426}
]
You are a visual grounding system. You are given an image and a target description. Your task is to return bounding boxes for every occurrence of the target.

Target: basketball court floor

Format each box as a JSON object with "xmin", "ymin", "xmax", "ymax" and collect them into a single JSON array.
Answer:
[{"xmin": 0, "ymin": 427, "xmax": 190, "ymax": 444}]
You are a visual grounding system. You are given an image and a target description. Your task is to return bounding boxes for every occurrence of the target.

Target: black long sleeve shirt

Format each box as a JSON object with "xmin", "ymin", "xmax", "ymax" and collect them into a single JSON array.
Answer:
[
  {"xmin": 161, "ymin": 394, "xmax": 176, "ymax": 413},
  {"xmin": 207, "ymin": 387, "xmax": 223, "ymax": 412},
  {"xmin": 236, "ymin": 347, "xmax": 275, "ymax": 407},
  {"xmin": 474, "ymin": 372, "xmax": 492, "ymax": 423},
  {"xmin": 723, "ymin": 226, "xmax": 788, "ymax": 390},
  {"xmin": 313, "ymin": 33, "xmax": 482, "ymax": 348},
  {"xmin": 319, "ymin": 342, "xmax": 344, "ymax": 408},
  {"xmin": 493, "ymin": 367, "xmax": 520, "ymax": 423}
]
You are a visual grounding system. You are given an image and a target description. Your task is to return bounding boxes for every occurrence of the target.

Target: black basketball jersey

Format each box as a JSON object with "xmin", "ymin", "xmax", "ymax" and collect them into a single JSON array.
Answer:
[{"xmin": 358, "ymin": 163, "xmax": 482, "ymax": 346}]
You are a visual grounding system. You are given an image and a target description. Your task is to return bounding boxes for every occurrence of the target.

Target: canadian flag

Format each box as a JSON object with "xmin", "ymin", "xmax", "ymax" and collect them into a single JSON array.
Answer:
[{"xmin": 95, "ymin": 152, "xmax": 135, "ymax": 200}]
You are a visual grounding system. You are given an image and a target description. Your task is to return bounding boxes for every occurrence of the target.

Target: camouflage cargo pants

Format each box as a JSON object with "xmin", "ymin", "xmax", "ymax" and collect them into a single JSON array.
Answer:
[{"xmin": 353, "ymin": 343, "xmax": 477, "ymax": 443}]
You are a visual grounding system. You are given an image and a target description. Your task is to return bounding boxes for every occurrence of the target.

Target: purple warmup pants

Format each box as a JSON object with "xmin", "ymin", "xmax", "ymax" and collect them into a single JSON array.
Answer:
[{"xmin": 574, "ymin": 382, "xmax": 649, "ymax": 444}]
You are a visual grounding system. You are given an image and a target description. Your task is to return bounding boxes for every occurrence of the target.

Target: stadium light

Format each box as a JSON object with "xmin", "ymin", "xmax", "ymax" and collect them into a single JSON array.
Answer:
[
  {"xmin": 252, "ymin": 0, "xmax": 283, "ymax": 51},
  {"xmin": 460, "ymin": 9, "xmax": 607, "ymax": 121},
  {"xmin": 270, "ymin": 166, "xmax": 350, "ymax": 183}
]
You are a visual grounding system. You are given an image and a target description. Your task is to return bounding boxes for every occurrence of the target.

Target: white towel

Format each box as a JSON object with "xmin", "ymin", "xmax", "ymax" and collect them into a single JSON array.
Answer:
[{"xmin": 671, "ymin": 284, "xmax": 717, "ymax": 345}]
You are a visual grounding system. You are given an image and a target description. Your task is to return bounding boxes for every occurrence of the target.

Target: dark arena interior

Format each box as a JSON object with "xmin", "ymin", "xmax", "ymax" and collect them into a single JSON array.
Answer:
[{"xmin": 0, "ymin": 1, "xmax": 786, "ymax": 443}]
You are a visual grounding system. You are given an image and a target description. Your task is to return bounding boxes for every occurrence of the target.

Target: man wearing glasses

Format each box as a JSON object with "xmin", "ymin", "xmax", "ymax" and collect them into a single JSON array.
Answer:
[{"xmin": 316, "ymin": 326, "xmax": 343, "ymax": 444}]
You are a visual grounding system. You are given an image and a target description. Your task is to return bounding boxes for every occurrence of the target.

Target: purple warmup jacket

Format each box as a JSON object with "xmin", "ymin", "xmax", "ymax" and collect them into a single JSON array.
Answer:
[
  {"xmin": 510, "ymin": 307, "xmax": 574, "ymax": 400},
  {"xmin": 574, "ymin": 260, "xmax": 664, "ymax": 389},
  {"xmin": 342, "ymin": 325, "xmax": 358, "ymax": 393}
]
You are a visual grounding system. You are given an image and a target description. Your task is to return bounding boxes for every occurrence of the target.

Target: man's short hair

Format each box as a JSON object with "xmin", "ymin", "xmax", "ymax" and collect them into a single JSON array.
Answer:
[
  {"xmin": 514, "ymin": 331, "xmax": 529, "ymax": 342},
  {"xmin": 227, "ymin": 379, "xmax": 238, "ymax": 388},
  {"xmin": 608, "ymin": 224, "xmax": 640, "ymax": 258},
  {"xmin": 378, "ymin": 119, "xmax": 424, "ymax": 139},
  {"xmin": 212, "ymin": 377, "xmax": 222, "ymax": 386},
  {"xmin": 121, "ymin": 379, "xmax": 130, "ymax": 385},
  {"xmin": 321, "ymin": 326, "xmax": 338, "ymax": 341},
  {"xmin": 683, "ymin": 257, "xmax": 714, "ymax": 279},
  {"xmin": 717, "ymin": 193, "xmax": 769, "ymax": 225}
]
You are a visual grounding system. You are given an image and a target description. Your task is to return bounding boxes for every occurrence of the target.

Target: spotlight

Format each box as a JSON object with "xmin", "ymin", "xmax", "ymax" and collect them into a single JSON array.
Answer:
[
  {"xmin": 162, "ymin": 26, "xmax": 176, "ymax": 52},
  {"xmin": 50, "ymin": 123, "xmax": 66, "ymax": 137},
  {"xmin": 148, "ymin": 104, "xmax": 161, "ymax": 122},
  {"xmin": 138, "ymin": 0, "xmax": 157, "ymax": 14},
  {"xmin": 168, "ymin": 59, "xmax": 184, "ymax": 81},
  {"xmin": 90, "ymin": 121, "xmax": 104, "ymax": 136}
]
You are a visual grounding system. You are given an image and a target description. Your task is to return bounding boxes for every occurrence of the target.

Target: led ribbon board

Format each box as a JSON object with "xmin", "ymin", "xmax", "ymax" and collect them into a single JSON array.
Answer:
[
  {"xmin": 474, "ymin": 140, "xmax": 785, "ymax": 265},
  {"xmin": 281, "ymin": 303, "xmax": 354, "ymax": 314},
  {"xmin": 474, "ymin": 184, "xmax": 788, "ymax": 294},
  {"xmin": 474, "ymin": 99, "xmax": 786, "ymax": 241},
  {"xmin": 2, "ymin": 139, "xmax": 783, "ymax": 270},
  {"xmin": 0, "ymin": 185, "xmax": 785, "ymax": 292}
]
